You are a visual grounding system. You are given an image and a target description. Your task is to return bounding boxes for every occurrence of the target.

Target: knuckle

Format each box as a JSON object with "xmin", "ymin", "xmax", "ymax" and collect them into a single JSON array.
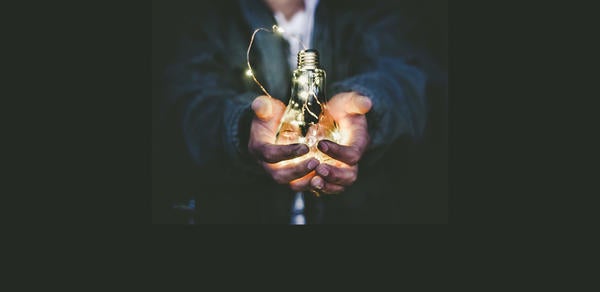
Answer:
[
  {"xmin": 272, "ymin": 173, "xmax": 287, "ymax": 184},
  {"xmin": 326, "ymin": 187, "xmax": 344, "ymax": 195},
  {"xmin": 287, "ymin": 145, "xmax": 297, "ymax": 156},
  {"xmin": 348, "ymin": 172, "xmax": 358, "ymax": 184},
  {"xmin": 293, "ymin": 164, "xmax": 308, "ymax": 177},
  {"xmin": 261, "ymin": 147, "xmax": 277, "ymax": 163},
  {"xmin": 329, "ymin": 142, "xmax": 340, "ymax": 153},
  {"xmin": 264, "ymin": 156, "xmax": 277, "ymax": 163},
  {"xmin": 346, "ymin": 148, "xmax": 362, "ymax": 165},
  {"xmin": 248, "ymin": 141, "xmax": 258, "ymax": 155},
  {"xmin": 346, "ymin": 156, "xmax": 359, "ymax": 165},
  {"xmin": 328, "ymin": 169, "xmax": 339, "ymax": 181}
]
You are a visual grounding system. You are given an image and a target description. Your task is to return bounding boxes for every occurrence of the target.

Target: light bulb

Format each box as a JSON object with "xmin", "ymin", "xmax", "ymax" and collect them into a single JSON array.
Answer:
[{"xmin": 275, "ymin": 49, "xmax": 340, "ymax": 162}]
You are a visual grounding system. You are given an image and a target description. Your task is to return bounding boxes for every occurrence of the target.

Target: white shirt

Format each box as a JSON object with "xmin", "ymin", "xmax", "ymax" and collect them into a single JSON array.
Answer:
[{"xmin": 273, "ymin": 0, "xmax": 319, "ymax": 70}]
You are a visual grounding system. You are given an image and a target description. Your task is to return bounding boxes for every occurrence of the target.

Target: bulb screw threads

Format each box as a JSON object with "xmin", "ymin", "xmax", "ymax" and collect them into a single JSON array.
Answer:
[{"xmin": 297, "ymin": 49, "xmax": 319, "ymax": 69}]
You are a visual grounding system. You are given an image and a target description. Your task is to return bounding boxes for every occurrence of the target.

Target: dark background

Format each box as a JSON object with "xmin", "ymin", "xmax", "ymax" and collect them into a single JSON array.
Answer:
[{"xmin": 152, "ymin": 0, "xmax": 448, "ymax": 223}]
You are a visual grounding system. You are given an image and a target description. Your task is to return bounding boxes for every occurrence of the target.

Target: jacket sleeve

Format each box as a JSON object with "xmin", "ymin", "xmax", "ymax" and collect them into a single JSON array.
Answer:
[
  {"xmin": 163, "ymin": 16, "xmax": 261, "ymax": 177},
  {"xmin": 329, "ymin": 7, "xmax": 428, "ymax": 165}
]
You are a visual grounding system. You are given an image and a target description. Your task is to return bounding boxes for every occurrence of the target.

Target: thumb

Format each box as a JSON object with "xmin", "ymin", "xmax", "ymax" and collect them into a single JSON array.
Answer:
[
  {"xmin": 252, "ymin": 95, "xmax": 273, "ymax": 121},
  {"xmin": 345, "ymin": 94, "xmax": 372, "ymax": 115}
]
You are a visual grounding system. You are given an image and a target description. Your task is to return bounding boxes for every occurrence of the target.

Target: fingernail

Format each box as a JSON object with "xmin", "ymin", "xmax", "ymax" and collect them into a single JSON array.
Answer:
[
  {"xmin": 313, "ymin": 177, "xmax": 323, "ymax": 189},
  {"xmin": 252, "ymin": 98, "xmax": 265, "ymax": 111},
  {"xmin": 318, "ymin": 141, "xmax": 328, "ymax": 152},
  {"xmin": 317, "ymin": 165, "xmax": 329, "ymax": 177},
  {"xmin": 307, "ymin": 159, "xmax": 318, "ymax": 170},
  {"xmin": 358, "ymin": 96, "xmax": 372, "ymax": 109},
  {"xmin": 296, "ymin": 145, "xmax": 308, "ymax": 155}
]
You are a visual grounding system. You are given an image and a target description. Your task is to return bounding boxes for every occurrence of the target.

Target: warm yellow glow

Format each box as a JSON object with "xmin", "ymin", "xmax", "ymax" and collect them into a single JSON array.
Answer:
[
  {"xmin": 271, "ymin": 155, "xmax": 305, "ymax": 168},
  {"xmin": 297, "ymin": 75, "xmax": 308, "ymax": 84},
  {"xmin": 245, "ymin": 68, "xmax": 253, "ymax": 77},
  {"xmin": 298, "ymin": 90, "xmax": 309, "ymax": 101},
  {"xmin": 331, "ymin": 129, "xmax": 342, "ymax": 143},
  {"xmin": 272, "ymin": 25, "xmax": 285, "ymax": 35}
]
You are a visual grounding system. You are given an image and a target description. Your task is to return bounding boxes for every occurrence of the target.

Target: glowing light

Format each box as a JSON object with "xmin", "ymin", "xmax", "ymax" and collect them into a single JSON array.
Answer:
[
  {"xmin": 273, "ymin": 155, "xmax": 304, "ymax": 167},
  {"xmin": 332, "ymin": 130, "xmax": 342, "ymax": 143},
  {"xmin": 245, "ymin": 25, "xmax": 308, "ymax": 98},
  {"xmin": 306, "ymin": 135, "xmax": 317, "ymax": 147},
  {"xmin": 298, "ymin": 90, "xmax": 309, "ymax": 101},
  {"xmin": 297, "ymin": 75, "xmax": 308, "ymax": 84},
  {"xmin": 272, "ymin": 25, "xmax": 285, "ymax": 35}
]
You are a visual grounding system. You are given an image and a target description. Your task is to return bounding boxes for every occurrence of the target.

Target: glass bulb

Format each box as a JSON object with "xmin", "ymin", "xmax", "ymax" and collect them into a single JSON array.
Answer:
[{"xmin": 275, "ymin": 49, "xmax": 340, "ymax": 162}]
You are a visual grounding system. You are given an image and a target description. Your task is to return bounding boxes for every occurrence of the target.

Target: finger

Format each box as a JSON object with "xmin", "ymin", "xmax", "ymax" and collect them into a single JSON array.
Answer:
[
  {"xmin": 255, "ymin": 143, "xmax": 309, "ymax": 163},
  {"xmin": 336, "ymin": 114, "xmax": 370, "ymax": 148},
  {"xmin": 251, "ymin": 95, "xmax": 285, "ymax": 123},
  {"xmin": 315, "ymin": 164, "xmax": 357, "ymax": 186},
  {"xmin": 345, "ymin": 94, "xmax": 372, "ymax": 115},
  {"xmin": 251, "ymin": 95, "xmax": 273, "ymax": 121},
  {"xmin": 266, "ymin": 158, "xmax": 319, "ymax": 184},
  {"xmin": 328, "ymin": 93, "xmax": 372, "ymax": 119},
  {"xmin": 317, "ymin": 140, "xmax": 363, "ymax": 166},
  {"xmin": 310, "ymin": 176, "xmax": 345, "ymax": 194},
  {"xmin": 289, "ymin": 171, "xmax": 316, "ymax": 192}
]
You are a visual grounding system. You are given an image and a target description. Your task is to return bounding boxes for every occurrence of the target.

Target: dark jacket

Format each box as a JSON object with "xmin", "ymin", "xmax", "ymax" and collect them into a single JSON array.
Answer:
[{"xmin": 159, "ymin": 0, "xmax": 445, "ymax": 223}]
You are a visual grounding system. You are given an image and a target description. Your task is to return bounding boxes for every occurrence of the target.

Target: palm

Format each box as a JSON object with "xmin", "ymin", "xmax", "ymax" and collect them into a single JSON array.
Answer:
[{"xmin": 287, "ymin": 92, "xmax": 372, "ymax": 194}]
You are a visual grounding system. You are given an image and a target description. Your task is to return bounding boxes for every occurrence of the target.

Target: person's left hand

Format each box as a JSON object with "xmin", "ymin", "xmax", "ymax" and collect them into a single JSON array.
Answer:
[{"xmin": 297, "ymin": 92, "xmax": 372, "ymax": 194}]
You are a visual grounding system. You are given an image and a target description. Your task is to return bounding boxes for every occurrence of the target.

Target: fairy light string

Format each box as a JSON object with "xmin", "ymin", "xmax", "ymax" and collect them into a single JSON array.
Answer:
[
  {"xmin": 246, "ymin": 25, "xmax": 325, "ymax": 132},
  {"xmin": 246, "ymin": 25, "xmax": 307, "ymax": 98}
]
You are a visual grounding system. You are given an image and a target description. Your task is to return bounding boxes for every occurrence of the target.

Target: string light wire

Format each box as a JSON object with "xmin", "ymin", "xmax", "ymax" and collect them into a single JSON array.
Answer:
[{"xmin": 246, "ymin": 25, "xmax": 307, "ymax": 98}]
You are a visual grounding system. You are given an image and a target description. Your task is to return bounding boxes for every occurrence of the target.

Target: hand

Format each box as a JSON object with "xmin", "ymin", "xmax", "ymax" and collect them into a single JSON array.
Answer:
[
  {"xmin": 309, "ymin": 92, "xmax": 372, "ymax": 194},
  {"xmin": 248, "ymin": 95, "xmax": 320, "ymax": 185}
]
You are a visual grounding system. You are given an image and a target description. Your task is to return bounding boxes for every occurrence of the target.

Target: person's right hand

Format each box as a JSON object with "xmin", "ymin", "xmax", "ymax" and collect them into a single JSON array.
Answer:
[{"xmin": 248, "ymin": 95, "xmax": 320, "ymax": 186}]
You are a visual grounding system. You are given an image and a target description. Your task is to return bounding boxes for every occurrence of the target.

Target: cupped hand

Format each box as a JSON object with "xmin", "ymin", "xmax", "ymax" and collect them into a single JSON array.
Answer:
[
  {"xmin": 248, "ymin": 95, "xmax": 320, "ymax": 185},
  {"xmin": 309, "ymin": 92, "xmax": 372, "ymax": 194}
]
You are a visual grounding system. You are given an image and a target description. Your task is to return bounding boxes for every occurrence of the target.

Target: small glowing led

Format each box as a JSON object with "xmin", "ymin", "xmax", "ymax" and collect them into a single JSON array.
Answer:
[
  {"xmin": 245, "ymin": 68, "xmax": 253, "ymax": 77},
  {"xmin": 272, "ymin": 25, "xmax": 285, "ymax": 35},
  {"xmin": 298, "ymin": 90, "xmax": 309, "ymax": 101},
  {"xmin": 297, "ymin": 75, "xmax": 308, "ymax": 84},
  {"xmin": 307, "ymin": 135, "xmax": 316, "ymax": 147},
  {"xmin": 332, "ymin": 130, "xmax": 342, "ymax": 143}
]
